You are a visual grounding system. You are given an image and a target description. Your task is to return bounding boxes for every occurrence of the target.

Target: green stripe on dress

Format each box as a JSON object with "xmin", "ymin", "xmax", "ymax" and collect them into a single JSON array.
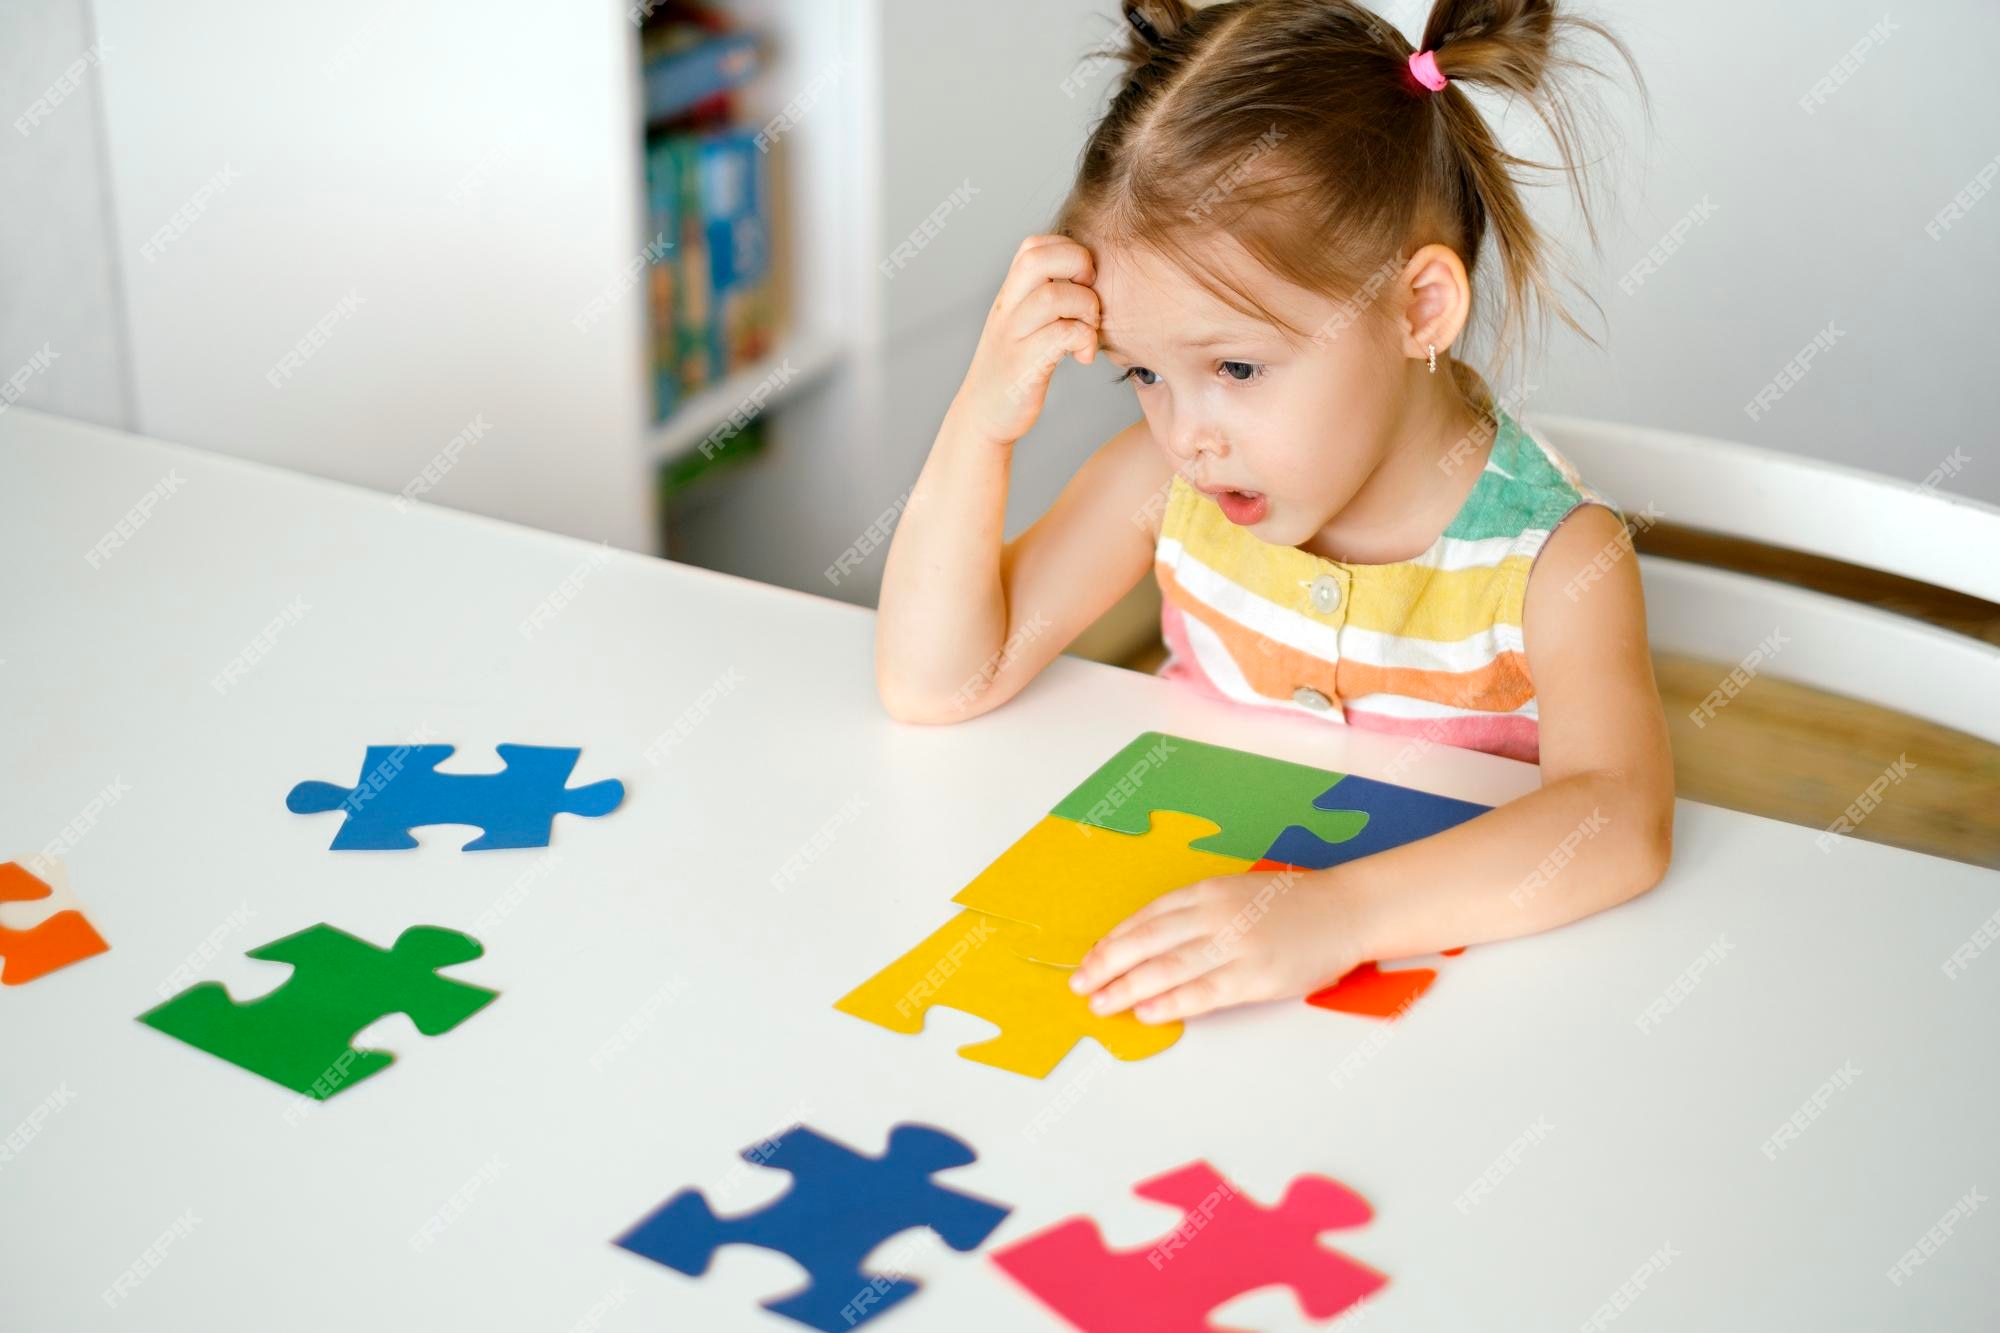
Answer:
[{"xmin": 1440, "ymin": 410, "xmax": 1585, "ymax": 543}]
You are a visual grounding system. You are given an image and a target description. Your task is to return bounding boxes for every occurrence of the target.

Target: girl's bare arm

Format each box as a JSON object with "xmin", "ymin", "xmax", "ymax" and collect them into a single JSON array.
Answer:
[{"xmin": 875, "ymin": 236, "xmax": 1170, "ymax": 722}]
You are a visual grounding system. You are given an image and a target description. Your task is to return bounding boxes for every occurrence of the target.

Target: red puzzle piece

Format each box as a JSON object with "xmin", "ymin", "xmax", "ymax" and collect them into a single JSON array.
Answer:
[
  {"xmin": 991, "ymin": 1160, "xmax": 1386, "ymax": 1332},
  {"xmin": 1307, "ymin": 962, "xmax": 1436, "ymax": 1017},
  {"xmin": 0, "ymin": 861, "xmax": 110, "ymax": 985},
  {"xmin": 1306, "ymin": 949, "xmax": 1466, "ymax": 1019}
]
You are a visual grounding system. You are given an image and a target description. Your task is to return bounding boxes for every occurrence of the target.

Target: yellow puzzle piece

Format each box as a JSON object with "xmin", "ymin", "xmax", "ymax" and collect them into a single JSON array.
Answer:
[
  {"xmin": 834, "ymin": 909, "xmax": 1182, "ymax": 1078},
  {"xmin": 952, "ymin": 810, "xmax": 1255, "ymax": 967}
]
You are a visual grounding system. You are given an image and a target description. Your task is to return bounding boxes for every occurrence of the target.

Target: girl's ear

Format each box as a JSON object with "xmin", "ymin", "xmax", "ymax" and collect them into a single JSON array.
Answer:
[{"xmin": 1397, "ymin": 243, "xmax": 1474, "ymax": 360}]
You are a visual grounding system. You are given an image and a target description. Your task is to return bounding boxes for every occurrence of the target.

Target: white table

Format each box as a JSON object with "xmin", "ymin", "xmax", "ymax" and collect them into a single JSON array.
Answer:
[{"xmin": 3, "ymin": 408, "xmax": 1996, "ymax": 1332}]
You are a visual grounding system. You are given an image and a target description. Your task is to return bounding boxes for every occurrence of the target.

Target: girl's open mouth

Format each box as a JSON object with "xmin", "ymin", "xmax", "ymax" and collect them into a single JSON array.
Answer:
[{"xmin": 1211, "ymin": 488, "xmax": 1268, "ymax": 526}]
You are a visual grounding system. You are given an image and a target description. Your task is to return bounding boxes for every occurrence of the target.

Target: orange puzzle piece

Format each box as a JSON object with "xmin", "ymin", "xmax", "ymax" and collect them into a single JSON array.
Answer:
[{"xmin": 0, "ymin": 860, "xmax": 111, "ymax": 985}]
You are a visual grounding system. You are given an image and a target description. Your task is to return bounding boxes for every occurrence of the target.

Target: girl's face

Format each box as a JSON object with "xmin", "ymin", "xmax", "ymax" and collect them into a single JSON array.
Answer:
[{"xmin": 1093, "ymin": 239, "xmax": 1408, "ymax": 547}]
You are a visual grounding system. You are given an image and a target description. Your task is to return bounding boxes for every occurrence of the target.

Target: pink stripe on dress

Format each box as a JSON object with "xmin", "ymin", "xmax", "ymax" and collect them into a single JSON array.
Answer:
[{"xmin": 1342, "ymin": 705, "xmax": 1542, "ymax": 765}]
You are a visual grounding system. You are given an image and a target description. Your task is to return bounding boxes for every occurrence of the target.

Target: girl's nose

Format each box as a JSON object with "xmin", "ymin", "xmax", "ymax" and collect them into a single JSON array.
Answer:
[{"xmin": 1165, "ymin": 417, "xmax": 1228, "ymax": 466}]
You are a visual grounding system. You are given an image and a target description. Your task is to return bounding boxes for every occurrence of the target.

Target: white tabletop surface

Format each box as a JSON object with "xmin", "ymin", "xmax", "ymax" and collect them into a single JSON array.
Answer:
[{"xmin": 3, "ymin": 407, "xmax": 1996, "ymax": 1332}]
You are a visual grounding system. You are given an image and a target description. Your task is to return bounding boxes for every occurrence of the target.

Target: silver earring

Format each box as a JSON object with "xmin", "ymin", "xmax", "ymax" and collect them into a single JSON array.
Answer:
[{"xmin": 1426, "ymin": 344, "xmax": 1437, "ymax": 374}]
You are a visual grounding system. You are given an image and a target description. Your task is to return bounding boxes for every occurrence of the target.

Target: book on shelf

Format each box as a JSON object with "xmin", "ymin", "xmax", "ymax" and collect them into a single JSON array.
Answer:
[
  {"xmin": 643, "ymin": 135, "xmax": 685, "ymax": 424},
  {"xmin": 643, "ymin": 28, "xmax": 761, "ymax": 126},
  {"xmin": 639, "ymin": 5, "xmax": 781, "ymax": 443},
  {"xmin": 694, "ymin": 130, "xmax": 776, "ymax": 385},
  {"xmin": 646, "ymin": 129, "xmax": 777, "ymax": 425}
]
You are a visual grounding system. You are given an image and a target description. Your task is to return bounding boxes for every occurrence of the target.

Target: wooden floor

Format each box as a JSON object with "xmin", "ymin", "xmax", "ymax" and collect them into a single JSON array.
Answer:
[{"xmin": 1096, "ymin": 524, "xmax": 1999, "ymax": 871}]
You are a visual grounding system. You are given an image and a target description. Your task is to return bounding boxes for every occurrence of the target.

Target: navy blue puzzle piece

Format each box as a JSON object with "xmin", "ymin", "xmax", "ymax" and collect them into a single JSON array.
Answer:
[
  {"xmin": 1264, "ymin": 774, "xmax": 1491, "ymax": 869},
  {"xmin": 286, "ymin": 744, "xmax": 624, "ymax": 851},
  {"xmin": 615, "ymin": 1123, "xmax": 1010, "ymax": 1331}
]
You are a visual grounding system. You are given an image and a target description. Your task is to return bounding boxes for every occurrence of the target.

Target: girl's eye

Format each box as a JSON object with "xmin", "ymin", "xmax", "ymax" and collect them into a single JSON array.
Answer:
[
  {"xmin": 1220, "ymin": 360, "xmax": 1263, "ymax": 382},
  {"xmin": 1112, "ymin": 366, "xmax": 1159, "ymax": 388}
]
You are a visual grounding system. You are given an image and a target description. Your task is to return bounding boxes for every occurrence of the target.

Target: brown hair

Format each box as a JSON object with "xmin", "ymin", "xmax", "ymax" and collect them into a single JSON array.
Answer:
[{"xmin": 1054, "ymin": 0, "xmax": 1648, "ymax": 409}]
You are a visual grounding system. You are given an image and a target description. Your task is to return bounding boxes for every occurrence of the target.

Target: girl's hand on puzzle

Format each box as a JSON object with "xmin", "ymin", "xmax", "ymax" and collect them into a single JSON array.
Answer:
[
  {"xmin": 1068, "ymin": 869, "xmax": 1366, "ymax": 1023},
  {"xmin": 947, "ymin": 234, "xmax": 1102, "ymax": 449}
]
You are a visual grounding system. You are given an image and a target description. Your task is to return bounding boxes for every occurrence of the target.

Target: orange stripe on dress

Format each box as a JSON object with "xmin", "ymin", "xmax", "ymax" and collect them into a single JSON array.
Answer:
[{"xmin": 1337, "ymin": 653, "xmax": 1536, "ymax": 714}]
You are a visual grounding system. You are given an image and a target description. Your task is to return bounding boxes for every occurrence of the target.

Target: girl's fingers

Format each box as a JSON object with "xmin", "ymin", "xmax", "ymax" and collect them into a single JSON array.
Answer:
[
  {"xmin": 1008, "ymin": 280, "xmax": 1100, "ymax": 343},
  {"xmin": 1097, "ymin": 886, "xmax": 1205, "ymax": 945},
  {"xmin": 1020, "ymin": 320, "xmax": 1096, "ymax": 383},
  {"xmin": 1086, "ymin": 940, "xmax": 1222, "ymax": 1017},
  {"xmin": 1071, "ymin": 904, "xmax": 1208, "ymax": 995},
  {"xmin": 1013, "ymin": 232, "xmax": 1072, "ymax": 259},
  {"xmin": 998, "ymin": 237, "xmax": 1096, "ymax": 312},
  {"xmin": 1132, "ymin": 965, "xmax": 1240, "ymax": 1024}
]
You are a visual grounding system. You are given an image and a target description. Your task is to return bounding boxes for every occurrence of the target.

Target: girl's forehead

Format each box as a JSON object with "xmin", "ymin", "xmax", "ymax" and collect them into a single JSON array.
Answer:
[
  {"xmin": 1096, "ymin": 244, "xmax": 1259, "ymax": 317},
  {"xmin": 1096, "ymin": 239, "xmax": 1238, "ymax": 292},
  {"xmin": 1094, "ymin": 242, "xmax": 1326, "ymax": 346}
]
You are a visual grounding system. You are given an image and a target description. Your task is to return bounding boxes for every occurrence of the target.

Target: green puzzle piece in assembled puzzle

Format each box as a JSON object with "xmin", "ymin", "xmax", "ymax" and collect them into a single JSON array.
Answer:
[{"xmin": 1048, "ymin": 731, "xmax": 1370, "ymax": 863}]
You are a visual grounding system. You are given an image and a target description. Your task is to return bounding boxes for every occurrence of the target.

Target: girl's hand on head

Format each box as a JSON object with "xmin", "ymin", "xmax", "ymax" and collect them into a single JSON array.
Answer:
[
  {"xmin": 947, "ymin": 234, "xmax": 1102, "ymax": 449},
  {"xmin": 1067, "ymin": 868, "xmax": 1366, "ymax": 1024}
]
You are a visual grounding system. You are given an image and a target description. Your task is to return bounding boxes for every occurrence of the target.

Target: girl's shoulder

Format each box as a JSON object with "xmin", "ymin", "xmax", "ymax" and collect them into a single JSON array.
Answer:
[{"xmin": 1485, "ymin": 413, "xmax": 1634, "ymax": 617}]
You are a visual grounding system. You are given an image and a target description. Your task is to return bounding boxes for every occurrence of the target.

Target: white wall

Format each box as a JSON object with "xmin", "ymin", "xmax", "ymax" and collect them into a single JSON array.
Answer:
[
  {"xmin": 0, "ymin": 0, "xmax": 132, "ymax": 429},
  {"xmin": 873, "ymin": 1, "xmax": 1147, "ymax": 549},
  {"xmin": 1507, "ymin": 0, "xmax": 1999, "ymax": 503}
]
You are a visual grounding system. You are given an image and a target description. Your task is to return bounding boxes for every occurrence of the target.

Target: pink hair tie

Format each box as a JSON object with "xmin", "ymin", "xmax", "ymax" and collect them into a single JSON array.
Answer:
[{"xmin": 1408, "ymin": 49, "xmax": 1448, "ymax": 92}]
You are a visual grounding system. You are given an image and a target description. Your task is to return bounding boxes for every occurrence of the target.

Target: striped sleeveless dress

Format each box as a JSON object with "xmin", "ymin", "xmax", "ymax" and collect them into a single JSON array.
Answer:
[{"xmin": 1152, "ymin": 408, "xmax": 1623, "ymax": 765}]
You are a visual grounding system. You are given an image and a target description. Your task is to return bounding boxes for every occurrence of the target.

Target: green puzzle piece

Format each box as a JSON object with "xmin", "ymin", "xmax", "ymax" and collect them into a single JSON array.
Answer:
[
  {"xmin": 138, "ymin": 923, "xmax": 498, "ymax": 1099},
  {"xmin": 1049, "ymin": 732, "xmax": 1369, "ymax": 862}
]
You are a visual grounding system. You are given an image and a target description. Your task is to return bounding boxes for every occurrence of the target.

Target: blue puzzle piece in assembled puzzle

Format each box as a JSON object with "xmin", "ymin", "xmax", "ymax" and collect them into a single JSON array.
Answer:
[
  {"xmin": 615, "ymin": 1123, "xmax": 1011, "ymax": 1331},
  {"xmin": 1264, "ymin": 774, "xmax": 1491, "ymax": 869},
  {"xmin": 286, "ymin": 744, "xmax": 625, "ymax": 851}
]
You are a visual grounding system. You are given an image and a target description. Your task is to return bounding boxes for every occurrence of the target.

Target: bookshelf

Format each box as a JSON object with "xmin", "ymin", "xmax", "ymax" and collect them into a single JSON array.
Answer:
[
  {"xmin": 647, "ymin": 327, "xmax": 846, "ymax": 464},
  {"xmin": 633, "ymin": 0, "xmax": 879, "ymax": 514},
  {"xmin": 86, "ymin": 0, "xmax": 882, "ymax": 563}
]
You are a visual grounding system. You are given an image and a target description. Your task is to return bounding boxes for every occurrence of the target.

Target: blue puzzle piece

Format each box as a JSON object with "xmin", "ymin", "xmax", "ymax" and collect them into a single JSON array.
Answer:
[
  {"xmin": 615, "ymin": 1123, "xmax": 1010, "ymax": 1331},
  {"xmin": 1264, "ymin": 775, "xmax": 1491, "ymax": 869},
  {"xmin": 286, "ymin": 744, "xmax": 624, "ymax": 851}
]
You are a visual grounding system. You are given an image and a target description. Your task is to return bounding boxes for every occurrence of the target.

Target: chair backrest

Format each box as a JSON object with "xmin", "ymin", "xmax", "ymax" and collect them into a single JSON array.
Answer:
[
  {"xmin": 1523, "ymin": 413, "xmax": 2000, "ymax": 745},
  {"xmin": 1527, "ymin": 413, "xmax": 2000, "ymax": 603}
]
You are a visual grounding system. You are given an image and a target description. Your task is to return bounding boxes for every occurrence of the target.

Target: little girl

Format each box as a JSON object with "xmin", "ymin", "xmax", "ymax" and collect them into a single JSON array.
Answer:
[{"xmin": 875, "ymin": 0, "xmax": 1674, "ymax": 1027}]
